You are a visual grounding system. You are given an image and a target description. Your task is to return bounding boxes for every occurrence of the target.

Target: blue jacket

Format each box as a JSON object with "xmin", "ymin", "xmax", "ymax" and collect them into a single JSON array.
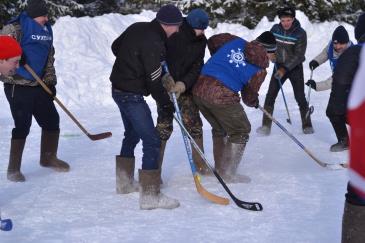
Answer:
[
  {"xmin": 10, "ymin": 12, "xmax": 53, "ymax": 81},
  {"xmin": 201, "ymin": 38, "xmax": 261, "ymax": 92}
]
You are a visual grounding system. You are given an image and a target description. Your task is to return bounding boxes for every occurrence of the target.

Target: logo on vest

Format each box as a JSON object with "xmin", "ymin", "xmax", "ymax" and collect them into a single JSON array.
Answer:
[
  {"xmin": 31, "ymin": 35, "xmax": 52, "ymax": 41},
  {"xmin": 227, "ymin": 48, "xmax": 246, "ymax": 67}
]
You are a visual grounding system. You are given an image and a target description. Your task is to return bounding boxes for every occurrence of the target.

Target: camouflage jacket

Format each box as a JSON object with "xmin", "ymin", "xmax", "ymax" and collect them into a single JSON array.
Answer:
[{"xmin": 0, "ymin": 22, "xmax": 57, "ymax": 86}]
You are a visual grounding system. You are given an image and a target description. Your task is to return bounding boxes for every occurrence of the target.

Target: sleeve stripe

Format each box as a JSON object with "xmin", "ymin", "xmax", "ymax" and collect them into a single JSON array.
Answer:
[{"xmin": 151, "ymin": 67, "xmax": 162, "ymax": 81}]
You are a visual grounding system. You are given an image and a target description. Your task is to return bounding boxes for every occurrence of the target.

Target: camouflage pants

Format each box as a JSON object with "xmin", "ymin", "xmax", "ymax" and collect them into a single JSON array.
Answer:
[
  {"xmin": 156, "ymin": 92, "xmax": 203, "ymax": 141},
  {"xmin": 193, "ymin": 95, "xmax": 251, "ymax": 144}
]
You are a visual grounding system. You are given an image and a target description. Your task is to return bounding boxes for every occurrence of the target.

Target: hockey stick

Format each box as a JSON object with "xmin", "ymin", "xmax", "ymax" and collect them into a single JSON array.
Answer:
[
  {"xmin": 274, "ymin": 65, "xmax": 292, "ymax": 124},
  {"xmin": 305, "ymin": 68, "xmax": 314, "ymax": 119},
  {"xmin": 171, "ymin": 94, "xmax": 262, "ymax": 211},
  {"xmin": 258, "ymin": 105, "xmax": 347, "ymax": 169},
  {"xmin": 172, "ymin": 114, "xmax": 263, "ymax": 211},
  {"xmin": 171, "ymin": 93, "xmax": 229, "ymax": 206},
  {"xmin": 0, "ymin": 210, "xmax": 12, "ymax": 231},
  {"xmin": 24, "ymin": 64, "xmax": 112, "ymax": 141}
]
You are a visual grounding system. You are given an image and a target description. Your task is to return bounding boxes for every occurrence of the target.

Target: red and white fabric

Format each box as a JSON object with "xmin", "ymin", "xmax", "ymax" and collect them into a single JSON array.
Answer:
[{"xmin": 348, "ymin": 46, "xmax": 365, "ymax": 199}]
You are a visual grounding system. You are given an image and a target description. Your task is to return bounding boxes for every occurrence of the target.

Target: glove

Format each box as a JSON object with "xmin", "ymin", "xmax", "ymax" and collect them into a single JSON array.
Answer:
[
  {"xmin": 274, "ymin": 67, "xmax": 286, "ymax": 80},
  {"xmin": 170, "ymin": 81, "xmax": 186, "ymax": 99},
  {"xmin": 305, "ymin": 79, "xmax": 316, "ymax": 90},
  {"xmin": 309, "ymin": 60, "xmax": 319, "ymax": 70},
  {"xmin": 161, "ymin": 73, "xmax": 175, "ymax": 92}
]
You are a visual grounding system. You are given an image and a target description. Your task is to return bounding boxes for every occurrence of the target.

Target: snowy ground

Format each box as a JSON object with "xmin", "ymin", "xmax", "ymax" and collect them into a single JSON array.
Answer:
[{"xmin": 0, "ymin": 11, "xmax": 352, "ymax": 242}]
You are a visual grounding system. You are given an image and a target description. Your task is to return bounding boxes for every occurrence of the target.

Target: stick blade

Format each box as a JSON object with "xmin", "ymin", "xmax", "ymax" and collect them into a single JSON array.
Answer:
[
  {"xmin": 193, "ymin": 176, "xmax": 230, "ymax": 205},
  {"xmin": 0, "ymin": 219, "xmax": 13, "ymax": 231},
  {"xmin": 325, "ymin": 163, "xmax": 347, "ymax": 170},
  {"xmin": 87, "ymin": 132, "xmax": 112, "ymax": 141},
  {"xmin": 234, "ymin": 199, "xmax": 263, "ymax": 211}
]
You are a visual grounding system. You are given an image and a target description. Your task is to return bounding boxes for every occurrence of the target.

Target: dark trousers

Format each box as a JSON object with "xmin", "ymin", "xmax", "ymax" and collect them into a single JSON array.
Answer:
[
  {"xmin": 264, "ymin": 64, "xmax": 308, "ymax": 110},
  {"xmin": 327, "ymin": 114, "xmax": 348, "ymax": 141},
  {"xmin": 4, "ymin": 84, "xmax": 60, "ymax": 139},
  {"xmin": 112, "ymin": 88, "xmax": 160, "ymax": 170}
]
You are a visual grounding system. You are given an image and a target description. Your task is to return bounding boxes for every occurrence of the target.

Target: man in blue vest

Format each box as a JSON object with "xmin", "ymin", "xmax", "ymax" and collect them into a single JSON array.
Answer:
[
  {"xmin": 306, "ymin": 26, "xmax": 352, "ymax": 92},
  {"xmin": 1, "ymin": 0, "xmax": 69, "ymax": 182},
  {"xmin": 257, "ymin": 6, "xmax": 313, "ymax": 135},
  {"xmin": 193, "ymin": 31, "xmax": 276, "ymax": 183}
]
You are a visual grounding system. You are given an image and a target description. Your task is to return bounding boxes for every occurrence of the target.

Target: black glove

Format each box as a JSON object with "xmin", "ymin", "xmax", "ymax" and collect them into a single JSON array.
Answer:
[
  {"xmin": 309, "ymin": 60, "xmax": 319, "ymax": 70},
  {"xmin": 48, "ymin": 85, "xmax": 57, "ymax": 97},
  {"xmin": 305, "ymin": 79, "xmax": 316, "ymax": 90}
]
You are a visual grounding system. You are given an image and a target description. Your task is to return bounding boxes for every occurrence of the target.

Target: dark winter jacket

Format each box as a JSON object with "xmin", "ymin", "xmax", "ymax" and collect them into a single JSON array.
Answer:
[
  {"xmin": 271, "ymin": 19, "xmax": 307, "ymax": 72},
  {"xmin": 166, "ymin": 18, "xmax": 207, "ymax": 91},
  {"xmin": 327, "ymin": 38, "xmax": 364, "ymax": 116},
  {"xmin": 193, "ymin": 33, "xmax": 268, "ymax": 106},
  {"xmin": 109, "ymin": 19, "xmax": 170, "ymax": 106},
  {"xmin": 0, "ymin": 16, "xmax": 57, "ymax": 86}
]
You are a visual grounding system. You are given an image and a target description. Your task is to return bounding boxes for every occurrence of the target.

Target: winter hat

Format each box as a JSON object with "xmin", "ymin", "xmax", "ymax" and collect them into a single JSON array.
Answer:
[
  {"xmin": 277, "ymin": 7, "xmax": 295, "ymax": 18},
  {"xmin": 0, "ymin": 36, "xmax": 22, "ymax": 60},
  {"xmin": 256, "ymin": 31, "xmax": 277, "ymax": 53},
  {"xmin": 156, "ymin": 4, "xmax": 183, "ymax": 26},
  {"xmin": 355, "ymin": 12, "xmax": 365, "ymax": 41},
  {"xmin": 332, "ymin": 26, "xmax": 349, "ymax": 44},
  {"xmin": 187, "ymin": 9, "xmax": 209, "ymax": 30},
  {"xmin": 26, "ymin": 0, "xmax": 48, "ymax": 18}
]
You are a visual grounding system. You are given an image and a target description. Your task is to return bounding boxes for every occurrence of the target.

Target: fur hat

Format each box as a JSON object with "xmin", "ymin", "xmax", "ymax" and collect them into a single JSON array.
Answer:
[
  {"xmin": 0, "ymin": 36, "xmax": 22, "ymax": 60},
  {"xmin": 156, "ymin": 5, "xmax": 183, "ymax": 26}
]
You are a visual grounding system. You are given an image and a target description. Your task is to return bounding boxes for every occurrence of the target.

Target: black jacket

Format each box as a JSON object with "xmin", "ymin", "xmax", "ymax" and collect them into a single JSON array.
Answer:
[
  {"xmin": 271, "ymin": 19, "xmax": 307, "ymax": 71},
  {"xmin": 109, "ymin": 19, "xmax": 170, "ymax": 105},
  {"xmin": 166, "ymin": 18, "xmax": 207, "ymax": 91},
  {"xmin": 327, "ymin": 38, "xmax": 364, "ymax": 116}
]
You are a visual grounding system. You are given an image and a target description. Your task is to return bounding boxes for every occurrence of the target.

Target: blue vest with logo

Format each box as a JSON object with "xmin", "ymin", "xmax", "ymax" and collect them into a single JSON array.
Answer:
[
  {"xmin": 10, "ymin": 12, "xmax": 53, "ymax": 81},
  {"xmin": 328, "ymin": 41, "xmax": 353, "ymax": 72},
  {"xmin": 201, "ymin": 38, "xmax": 261, "ymax": 92}
]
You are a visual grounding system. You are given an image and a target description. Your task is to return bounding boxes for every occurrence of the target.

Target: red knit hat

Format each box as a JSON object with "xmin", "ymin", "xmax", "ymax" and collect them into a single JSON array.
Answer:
[{"xmin": 0, "ymin": 36, "xmax": 22, "ymax": 60}]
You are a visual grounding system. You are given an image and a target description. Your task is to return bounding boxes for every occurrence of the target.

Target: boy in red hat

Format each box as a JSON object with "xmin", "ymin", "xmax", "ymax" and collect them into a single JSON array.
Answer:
[{"xmin": 0, "ymin": 35, "xmax": 22, "ymax": 77}]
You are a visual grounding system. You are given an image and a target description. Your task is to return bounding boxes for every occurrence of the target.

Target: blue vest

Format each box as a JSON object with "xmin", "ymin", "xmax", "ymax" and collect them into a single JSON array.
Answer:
[
  {"xmin": 11, "ymin": 12, "xmax": 53, "ymax": 81},
  {"xmin": 201, "ymin": 38, "xmax": 261, "ymax": 92},
  {"xmin": 328, "ymin": 41, "xmax": 353, "ymax": 72}
]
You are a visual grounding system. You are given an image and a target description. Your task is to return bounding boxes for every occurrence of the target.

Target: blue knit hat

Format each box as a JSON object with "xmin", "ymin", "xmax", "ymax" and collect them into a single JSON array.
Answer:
[
  {"xmin": 187, "ymin": 9, "xmax": 209, "ymax": 30},
  {"xmin": 156, "ymin": 4, "xmax": 183, "ymax": 26},
  {"xmin": 332, "ymin": 26, "xmax": 349, "ymax": 44}
]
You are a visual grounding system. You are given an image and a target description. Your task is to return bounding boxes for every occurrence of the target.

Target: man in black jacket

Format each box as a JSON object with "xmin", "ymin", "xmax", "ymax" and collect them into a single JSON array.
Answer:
[
  {"xmin": 257, "ymin": 6, "xmax": 313, "ymax": 135},
  {"xmin": 326, "ymin": 13, "xmax": 365, "ymax": 152},
  {"xmin": 109, "ymin": 4, "xmax": 181, "ymax": 210},
  {"xmin": 157, "ymin": 8, "xmax": 210, "ymax": 178}
]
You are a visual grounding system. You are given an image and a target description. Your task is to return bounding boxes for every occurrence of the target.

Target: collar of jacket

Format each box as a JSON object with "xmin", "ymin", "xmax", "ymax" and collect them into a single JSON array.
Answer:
[{"xmin": 150, "ymin": 19, "xmax": 168, "ymax": 42}]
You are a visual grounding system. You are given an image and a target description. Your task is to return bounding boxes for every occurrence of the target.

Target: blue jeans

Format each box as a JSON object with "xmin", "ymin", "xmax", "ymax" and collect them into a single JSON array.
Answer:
[{"xmin": 112, "ymin": 88, "xmax": 160, "ymax": 170}]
